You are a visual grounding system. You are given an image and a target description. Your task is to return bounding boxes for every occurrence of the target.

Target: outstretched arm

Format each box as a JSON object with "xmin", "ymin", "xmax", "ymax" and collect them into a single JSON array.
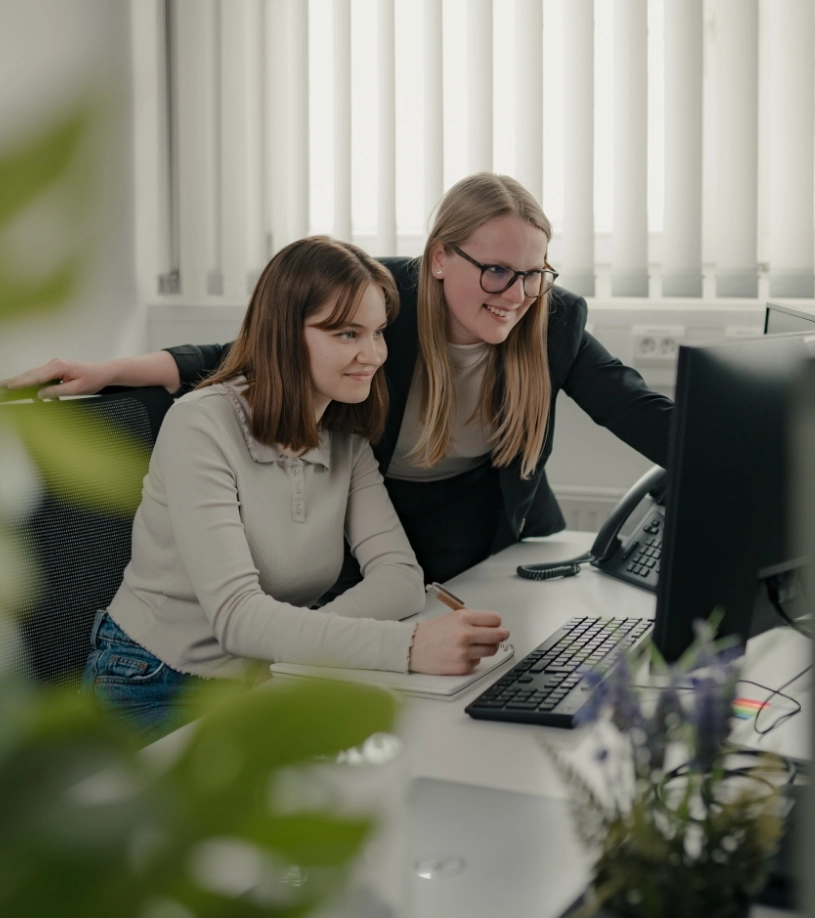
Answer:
[
  {"xmin": 1, "ymin": 342, "xmax": 233, "ymax": 399},
  {"xmin": 1, "ymin": 352, "xmax": 182, "ymax": 399},
  {"xmin": 563, "ymin": 330, "xmax": 674, "ymax": 468}
]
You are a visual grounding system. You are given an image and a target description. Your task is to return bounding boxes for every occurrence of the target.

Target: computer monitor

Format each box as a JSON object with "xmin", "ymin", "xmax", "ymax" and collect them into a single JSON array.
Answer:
[
  {"xmin": 791, "ymin": 357, "xmax": 815, "ymax": 916},
  {"xmin": 765, "ymin": 301, "xmax": 815, "ymax": 334},
  {"xmin": 653, "ymin": 331, "xmax": 814, "ymax": 662}
]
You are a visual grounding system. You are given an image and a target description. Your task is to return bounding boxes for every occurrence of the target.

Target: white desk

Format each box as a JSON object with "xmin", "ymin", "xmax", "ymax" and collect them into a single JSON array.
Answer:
[
  {"xmin": 398, "ymin": 532, "xmax": 810, "ymax": 789},
  {"xmin": 142, "ymin": 531, "xmax": 810, "ymax": 918},
  {"xmin": 396, "ymin": 532, "xmax": 810, "ymax": 918},
  {"xmin": 398, "ymin": 531, "xmax": 657, "ymax": 799}
]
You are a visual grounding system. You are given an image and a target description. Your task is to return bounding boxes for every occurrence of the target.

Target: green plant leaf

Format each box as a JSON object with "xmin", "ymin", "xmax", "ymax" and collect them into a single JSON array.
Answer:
[
  {"xmin": 0, "ymin": 400, "xmax": 149, "ymax": 515},
  {"xmin": 0, "ymin": 261, "xmax": 83, "ymax": 321},
  {"xmin": 0, "ymin": 110, "xmax": 87, "ymax": 226},
  {"xmin": 173, "ymin": 678, "xmax": 398, "ymax": 784},
  {"xmin": 237, "ymin": 812, "xmax": 372, "ymax": 866},
  {"xmin": 0, "ymin": 677, "xmax": 398, "ymax": 918},
  {"xmin": 0, "ymin": 107, "xmax": 92, "ymax": 321}
]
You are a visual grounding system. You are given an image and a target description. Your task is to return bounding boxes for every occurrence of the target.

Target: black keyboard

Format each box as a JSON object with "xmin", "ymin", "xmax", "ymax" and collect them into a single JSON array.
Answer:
[{"xmin": 465, "ymin": 616, "xmax": 654, "ymax": 729}]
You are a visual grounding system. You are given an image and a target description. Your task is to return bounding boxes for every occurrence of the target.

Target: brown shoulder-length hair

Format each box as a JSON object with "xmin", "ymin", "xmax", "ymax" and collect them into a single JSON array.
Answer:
[
  {"xmin": 411, "ymin": 172, "xmax": 553, "ymax": 479},
  {"xmin": 199, "ymin": 236, "xmax": 399, "ymax": 451}
]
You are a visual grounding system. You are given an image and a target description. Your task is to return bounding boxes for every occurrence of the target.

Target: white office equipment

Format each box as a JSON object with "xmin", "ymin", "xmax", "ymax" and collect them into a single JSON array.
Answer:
[{"xmin": 409, "ymin": 777, "xmax": 590, "ymax": 918}]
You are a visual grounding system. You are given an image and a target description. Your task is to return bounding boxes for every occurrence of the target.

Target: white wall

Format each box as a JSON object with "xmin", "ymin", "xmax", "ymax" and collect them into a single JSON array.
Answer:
[{"xmin": 0, "ymin": 0, "xmax": 141, "ymax": 378}]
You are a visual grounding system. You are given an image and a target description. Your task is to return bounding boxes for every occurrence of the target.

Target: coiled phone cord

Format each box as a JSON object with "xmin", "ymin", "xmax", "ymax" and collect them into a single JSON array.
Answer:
[
  {"xmin": 515, "ymin": 466, "xmax": 667, "ymax": 583},
  {"xmin": 516, "ymin": 551, "xmax": 594, "ymax": 581}
]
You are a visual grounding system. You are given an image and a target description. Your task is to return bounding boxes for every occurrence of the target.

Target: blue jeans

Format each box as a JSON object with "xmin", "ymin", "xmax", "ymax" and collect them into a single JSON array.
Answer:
[{"xmin": 82, "ymin": 611, "xmax": 202, "ymax": 742}]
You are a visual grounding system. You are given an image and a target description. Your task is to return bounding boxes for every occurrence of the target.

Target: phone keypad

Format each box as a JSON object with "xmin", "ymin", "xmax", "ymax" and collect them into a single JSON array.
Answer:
[{"xmin": 626, "ymin": 519, "xmax": 662, "ymax": 578}]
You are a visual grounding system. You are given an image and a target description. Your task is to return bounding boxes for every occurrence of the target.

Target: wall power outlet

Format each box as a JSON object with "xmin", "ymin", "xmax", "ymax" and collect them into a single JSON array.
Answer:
[{"xmin": 630, "ymin": 325, "xmax": 686, "ymax": 365}]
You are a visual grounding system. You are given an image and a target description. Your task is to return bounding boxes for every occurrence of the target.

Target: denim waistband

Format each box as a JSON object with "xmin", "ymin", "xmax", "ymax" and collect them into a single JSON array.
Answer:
[{"xmin": 90, "ymin": 610, "xmax": 140, "ymax": 649}]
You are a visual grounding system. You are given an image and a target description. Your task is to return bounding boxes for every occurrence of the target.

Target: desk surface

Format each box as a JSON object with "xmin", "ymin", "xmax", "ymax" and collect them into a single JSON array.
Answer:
[
  {"xmin": 402, "ymin": 533, "xmax": 810, "ymax": 918},
  {"xmin": 144, "ymin": 531, "xmax": 811, "ymax": 918},
  {"xmin": 399, "ymin": 532, "xmax": 657, "ymax": 799},
  {"xmin": 398, "ymin": 532, "xmax": 811, "ymax": 798}
]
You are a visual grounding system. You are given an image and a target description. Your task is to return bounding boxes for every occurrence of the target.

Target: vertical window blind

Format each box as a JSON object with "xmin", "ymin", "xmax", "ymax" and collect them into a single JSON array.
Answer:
[
  {"xmin": 134, "ymin": 0, "xmax": 815, "ymax": 302},
  {"xmin": 662, "ymin": 0, "xmax": 703, "ymax": 297}
]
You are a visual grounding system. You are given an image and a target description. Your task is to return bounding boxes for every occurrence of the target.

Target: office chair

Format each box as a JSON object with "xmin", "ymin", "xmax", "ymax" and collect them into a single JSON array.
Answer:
[{"xmin": 2, "ymin": 387, "xmax": 174, "ymax": 689}]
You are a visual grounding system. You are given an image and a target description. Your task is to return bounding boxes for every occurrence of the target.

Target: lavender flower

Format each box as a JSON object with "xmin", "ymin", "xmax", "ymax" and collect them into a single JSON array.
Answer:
[
  {"xmin": 551, "ymin": 616, "xmax": 785, "ymax": 917},
  {"xmin": 689, "ymin": 669, "xmax": 737, "ymax": 772},
  {"xmin": 605, "ymin": 655, "xmax": 644, "ymax": 733},
  {"xmin": 573, "ymin": 668, "xmax": 608, "ymax": 727},
  {"xmin": 691, "ymin": 618, "xmax": 717, "ymax": 670},
  {"xmin": 646, "ymin": 682, "xmax": 684, "ymax": 771},
  {"xmin": 691, "ymin": 677, "xmax": 721, "ymax": 771}
]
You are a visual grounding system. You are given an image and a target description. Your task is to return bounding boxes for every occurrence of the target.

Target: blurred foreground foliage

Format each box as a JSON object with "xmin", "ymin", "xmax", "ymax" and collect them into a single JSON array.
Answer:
[
  {"xmin": 0, "ymin": 675, "xmax": 397, "ymax": 917},
  {"xmin": 0, "ymin": 387, "xmax": 151, "ymax": 516},
  {"xmin": 0, "ymin": 108, "xmax": 90, "ymax": 322},
  {"xmin": 0, "ymin": 102, "xmax": 397, "ymax": 917},
  {"xmin": 0, "ymin": 105, "xmax": 150, "ymax": 518}
]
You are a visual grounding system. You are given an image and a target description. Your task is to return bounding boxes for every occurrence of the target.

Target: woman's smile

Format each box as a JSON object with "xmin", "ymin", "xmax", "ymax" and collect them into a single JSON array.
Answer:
[{"xmin": 484, "ymin": 303, "xmax": 516, "ymax": 320}]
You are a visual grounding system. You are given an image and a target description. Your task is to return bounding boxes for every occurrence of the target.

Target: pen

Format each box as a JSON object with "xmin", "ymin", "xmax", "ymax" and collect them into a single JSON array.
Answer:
[{"xmin": 426, "ymin": 581, "xmax": 467, "ymax": 611}]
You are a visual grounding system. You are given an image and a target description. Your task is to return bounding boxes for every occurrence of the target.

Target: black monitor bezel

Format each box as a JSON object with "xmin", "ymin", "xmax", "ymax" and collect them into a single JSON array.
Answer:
[{"xmin": 652, "ymin": 331, "xmax": 813, "ymax": 662}]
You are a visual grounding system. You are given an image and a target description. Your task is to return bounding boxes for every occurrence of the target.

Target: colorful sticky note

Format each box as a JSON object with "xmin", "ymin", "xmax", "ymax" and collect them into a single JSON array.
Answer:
[{"xmin": 732, "ymin": 697, "xmax": 771, "ymax": 720}]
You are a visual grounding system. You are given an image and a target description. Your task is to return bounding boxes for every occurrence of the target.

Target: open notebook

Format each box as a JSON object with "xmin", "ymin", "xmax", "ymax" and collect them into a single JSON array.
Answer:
[{"xmin": 268, "ymin": 642, "xmax": 515, "ymax": 699}]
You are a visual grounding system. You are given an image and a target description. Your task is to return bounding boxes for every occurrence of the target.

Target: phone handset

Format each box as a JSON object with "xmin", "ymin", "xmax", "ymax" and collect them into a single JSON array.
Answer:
[
  {"xmin": 516, "ymin": 465, "xmax": 667, "ymax": 582},
  {"xmin": 590, "ymin": 465, "xmax": 667, "ymax": 561}
]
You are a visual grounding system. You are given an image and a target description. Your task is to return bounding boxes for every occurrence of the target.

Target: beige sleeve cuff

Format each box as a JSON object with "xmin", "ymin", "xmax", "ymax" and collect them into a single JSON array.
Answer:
[{"xmin": 404, "ymin": 621, "xmax": 418, "ymax": 673}]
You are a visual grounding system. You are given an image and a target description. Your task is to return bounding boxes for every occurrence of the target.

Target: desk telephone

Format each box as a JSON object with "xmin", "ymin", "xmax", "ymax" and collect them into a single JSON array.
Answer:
[{"xmin": 517, "ymin": 465, "xmax": 668, "ymax": 592}]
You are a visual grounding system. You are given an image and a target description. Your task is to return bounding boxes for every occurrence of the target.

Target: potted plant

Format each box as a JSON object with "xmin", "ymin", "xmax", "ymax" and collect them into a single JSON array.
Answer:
[{"xmin": 549, "ymin": 621, "xmax": 788, "ymax": 918}]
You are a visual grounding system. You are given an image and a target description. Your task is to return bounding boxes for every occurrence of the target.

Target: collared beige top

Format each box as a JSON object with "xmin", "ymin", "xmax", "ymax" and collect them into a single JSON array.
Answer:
[{"xmin": 108, "ymin": 382, "xmax": 423, "ymax": 680}]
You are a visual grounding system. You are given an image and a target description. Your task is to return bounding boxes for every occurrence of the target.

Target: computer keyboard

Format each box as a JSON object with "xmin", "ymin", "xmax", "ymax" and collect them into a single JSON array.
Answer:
[{"xmin": 465, "ymin": 616, "xmax": 654, "ymax": 729}]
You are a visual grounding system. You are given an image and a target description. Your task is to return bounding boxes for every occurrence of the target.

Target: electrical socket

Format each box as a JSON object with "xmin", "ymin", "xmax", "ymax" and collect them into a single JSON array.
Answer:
[{"xmin": 631, "ymin": 325, "xmax": 685, "ymax": 364}]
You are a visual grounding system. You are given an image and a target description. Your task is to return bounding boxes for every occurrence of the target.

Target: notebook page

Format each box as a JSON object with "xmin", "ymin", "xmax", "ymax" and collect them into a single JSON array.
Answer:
[{"xmin": 269, "ymin": 642, "xmax": 515, "ymax": 699}]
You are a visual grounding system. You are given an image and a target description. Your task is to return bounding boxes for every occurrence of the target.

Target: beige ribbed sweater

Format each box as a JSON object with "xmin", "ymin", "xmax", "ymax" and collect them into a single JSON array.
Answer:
[{"xmin": 107, "ymin": 382, "xmax": 424, "ymax": 680}]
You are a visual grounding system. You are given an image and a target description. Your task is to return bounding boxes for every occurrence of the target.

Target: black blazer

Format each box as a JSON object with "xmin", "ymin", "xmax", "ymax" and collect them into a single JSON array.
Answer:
[{"xmin": 168, "ymin": 257, "xmax": 674, "ymax": 549}]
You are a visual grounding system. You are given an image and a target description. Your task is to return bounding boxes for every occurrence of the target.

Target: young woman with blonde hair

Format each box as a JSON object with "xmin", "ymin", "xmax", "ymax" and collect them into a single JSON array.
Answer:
[{"xmin": 5, "ymin": 173, "xmax": 673, "ymax": 590}]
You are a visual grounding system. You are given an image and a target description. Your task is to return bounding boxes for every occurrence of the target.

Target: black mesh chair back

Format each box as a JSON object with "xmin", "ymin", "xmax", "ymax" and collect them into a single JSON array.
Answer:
[{"xmin": 2, "ymin": 388, "xmax": 174, "ymax": 689}]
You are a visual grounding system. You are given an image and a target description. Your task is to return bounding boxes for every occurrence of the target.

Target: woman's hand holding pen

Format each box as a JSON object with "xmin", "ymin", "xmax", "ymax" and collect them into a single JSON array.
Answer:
[
  {"xmin": 409, "ymin": 596, "xmax": 509, "ymax": 676},
  {"xmin": 409, "ymin": 608, "xmax": 508, "ymax": 675}
]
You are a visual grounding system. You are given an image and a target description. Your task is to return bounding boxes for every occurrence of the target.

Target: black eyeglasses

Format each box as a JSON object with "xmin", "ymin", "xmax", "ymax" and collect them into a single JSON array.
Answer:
[{"xmin": 451, "ymin": 246, "xmax": 559, "ymax": 297}]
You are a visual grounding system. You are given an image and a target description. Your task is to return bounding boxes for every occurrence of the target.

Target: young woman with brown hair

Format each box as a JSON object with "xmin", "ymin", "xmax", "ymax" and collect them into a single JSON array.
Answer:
[
  {"xmin": 77, "ymin": 236, "xmax": 508, "ymax": 738},
  {"xmin": 5, "ymin": 172, "xmax": 673, "ymax": 590}
]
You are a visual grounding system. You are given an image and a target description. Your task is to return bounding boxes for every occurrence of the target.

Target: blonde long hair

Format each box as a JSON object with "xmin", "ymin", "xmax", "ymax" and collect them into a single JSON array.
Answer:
[{"xmin": 410, "ymin": 173, "xmax": 553, "ymax": 479}]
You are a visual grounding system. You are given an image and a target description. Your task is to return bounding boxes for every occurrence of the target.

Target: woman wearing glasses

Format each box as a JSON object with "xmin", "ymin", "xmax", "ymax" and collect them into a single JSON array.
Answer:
[{"xmin": 3, "ymin": 172, "xmax": 673, "ymax": 586}]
